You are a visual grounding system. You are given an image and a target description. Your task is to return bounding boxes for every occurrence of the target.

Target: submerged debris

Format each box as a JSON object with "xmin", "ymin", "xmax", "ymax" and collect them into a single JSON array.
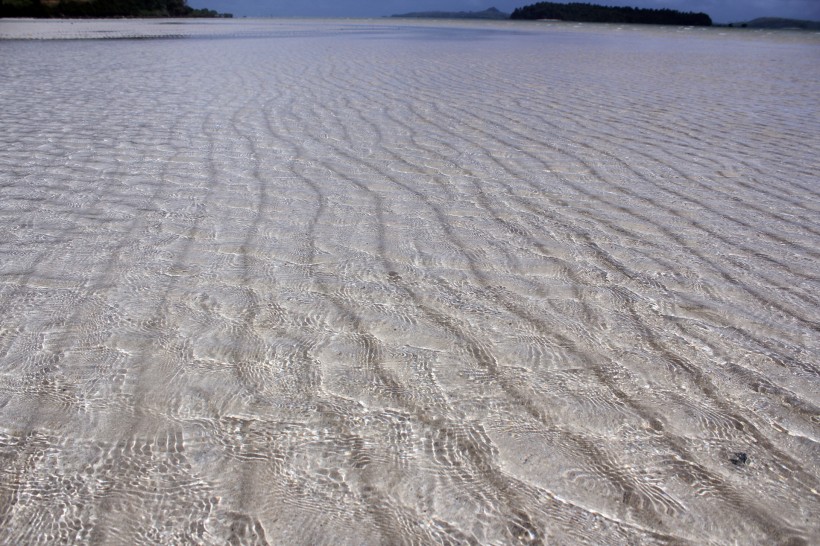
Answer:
[{"xmin": 730, "ymin": 452, "xmax": 749, "ymax": 466}]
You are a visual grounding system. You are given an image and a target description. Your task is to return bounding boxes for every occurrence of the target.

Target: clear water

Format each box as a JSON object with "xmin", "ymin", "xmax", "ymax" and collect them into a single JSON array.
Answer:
[{"xmin": 1, "ymin": 19, "xmax": 818, "ymax": 545}]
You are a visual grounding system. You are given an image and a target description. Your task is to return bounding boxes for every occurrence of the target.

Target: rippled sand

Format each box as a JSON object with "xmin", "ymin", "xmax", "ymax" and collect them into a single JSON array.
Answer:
[{"xmin": 1, "ymin": 19, "xmax": 818, "ymax": 545}]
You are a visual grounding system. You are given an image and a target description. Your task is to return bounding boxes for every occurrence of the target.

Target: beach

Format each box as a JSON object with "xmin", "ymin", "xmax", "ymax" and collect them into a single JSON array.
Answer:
[{"xmin": 0, "ymin": 18, "xmax": 818, "ymax": 544}]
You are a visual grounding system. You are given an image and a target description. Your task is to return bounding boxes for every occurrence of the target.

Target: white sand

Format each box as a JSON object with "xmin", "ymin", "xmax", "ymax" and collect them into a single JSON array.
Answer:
[{"xmin": 1, "ymin": 19, "xmax": 818, "ymax": 545}]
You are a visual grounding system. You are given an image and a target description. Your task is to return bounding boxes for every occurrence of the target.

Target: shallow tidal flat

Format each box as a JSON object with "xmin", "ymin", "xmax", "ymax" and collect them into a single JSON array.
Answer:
[{"xmin": 1, "ymin": 18, "xmax": 819, "ymax": 544}]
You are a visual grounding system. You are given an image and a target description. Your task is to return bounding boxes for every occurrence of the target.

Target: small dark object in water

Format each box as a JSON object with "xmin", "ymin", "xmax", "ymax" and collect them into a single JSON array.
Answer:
[{"xmin": 730, "ymin": 452, "xmax": 748, "ymax": 466}]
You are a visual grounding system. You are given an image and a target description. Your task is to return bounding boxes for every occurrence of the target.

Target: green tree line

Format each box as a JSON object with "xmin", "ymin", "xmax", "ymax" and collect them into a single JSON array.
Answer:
[
  {"xmin": 510, "ymin": 2, "xmax": 712, "ymax": 26},
  {"xmin": 0, "ymin": 0, "xmax": 231, "ymax": 18}
]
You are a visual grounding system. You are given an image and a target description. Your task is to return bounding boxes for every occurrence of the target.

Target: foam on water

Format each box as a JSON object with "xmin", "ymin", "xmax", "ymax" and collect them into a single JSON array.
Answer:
[{"xmin": 1, "ymin": 19, "xmax": 818, "ymax": 545}]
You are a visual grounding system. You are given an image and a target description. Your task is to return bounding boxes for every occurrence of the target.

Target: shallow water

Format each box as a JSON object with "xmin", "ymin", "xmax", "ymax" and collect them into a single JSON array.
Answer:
[{"xmin": 0, "ymin": 19, "xmax": 818, "ymax": 545}]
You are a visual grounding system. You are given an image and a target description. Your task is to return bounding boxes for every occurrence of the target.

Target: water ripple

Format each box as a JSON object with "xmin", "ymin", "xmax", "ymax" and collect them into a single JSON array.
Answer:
[{"xmin": 1, "ymin": 19, "xmax": 818, "ymax": 545}]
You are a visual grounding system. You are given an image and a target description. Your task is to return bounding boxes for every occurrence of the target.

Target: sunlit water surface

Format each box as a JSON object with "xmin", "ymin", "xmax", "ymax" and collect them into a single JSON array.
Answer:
[{"xmin": 1, "ymin": 18, "xmax": 818, "ymax": 545}]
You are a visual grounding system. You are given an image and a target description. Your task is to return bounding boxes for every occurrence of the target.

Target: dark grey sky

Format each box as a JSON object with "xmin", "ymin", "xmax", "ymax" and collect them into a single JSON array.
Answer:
[{"xmin": 189, "ymin": 0, "xmax": 820, "ymax": 23}]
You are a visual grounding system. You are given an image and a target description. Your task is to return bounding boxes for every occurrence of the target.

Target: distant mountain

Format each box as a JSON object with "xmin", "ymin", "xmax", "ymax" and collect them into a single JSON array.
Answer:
[
  {"xmin": 391, "ymin": 7, "xmax": 509, "ymax": 20},
  {"xmin": 510, "ymin": 2, "xmax": 712, "ymax": 26},
  {"xmin": 732, "ymin": 17, "xmax": 820, "ymax": 30}
]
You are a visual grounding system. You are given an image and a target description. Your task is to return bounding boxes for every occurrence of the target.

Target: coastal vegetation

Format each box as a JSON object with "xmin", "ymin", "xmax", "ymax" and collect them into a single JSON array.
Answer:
[
  {"xmin": 0, "ymin": 0, "xmax": 231, "ymax": 18},
  {"xmin": 510, "ymin": 2, "xmax": 712, "ymax": 26}
]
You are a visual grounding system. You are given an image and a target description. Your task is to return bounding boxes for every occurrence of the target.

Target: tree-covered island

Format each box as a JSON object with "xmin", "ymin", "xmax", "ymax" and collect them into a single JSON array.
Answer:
[
  {"xmin": 0, "ymin": 0, "xmax": 231, "ymax": 18},
  {"xmin": 510, "ymin": 2, "xmax": 712, "ymax": 26}
]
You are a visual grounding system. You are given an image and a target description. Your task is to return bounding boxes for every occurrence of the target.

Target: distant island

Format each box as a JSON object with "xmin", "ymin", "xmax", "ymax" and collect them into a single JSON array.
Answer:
[
  {"xmin": 0, "ymin": 0, "xmax": 232, "ymax": 18},
  {"xmin": 510, "ymin": 2, "xmax": 712, "ymax": 26},
  {"xmin": 391, "ymin": 7, "xmax": 509, "ymax": 20},
  {"xmin": 729, "ymin": 17, "xmax": 820, "ymax": 30}
]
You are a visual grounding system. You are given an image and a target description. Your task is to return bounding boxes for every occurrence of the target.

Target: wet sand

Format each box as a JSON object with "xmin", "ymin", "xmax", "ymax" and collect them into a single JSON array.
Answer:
[{"xmin": 0, "ymin": 19, "xmax": 818, "ymax": 545}]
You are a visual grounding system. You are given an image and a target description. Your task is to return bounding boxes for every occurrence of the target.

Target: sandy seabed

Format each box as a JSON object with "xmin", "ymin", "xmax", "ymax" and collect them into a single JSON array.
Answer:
[{"xmin": 0, "ymin": 18, "xmax": 818, "ymax": 545}]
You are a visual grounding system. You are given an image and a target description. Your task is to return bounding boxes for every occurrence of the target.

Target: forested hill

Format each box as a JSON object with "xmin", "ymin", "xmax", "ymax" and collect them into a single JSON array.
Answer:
[
  {"xmin": 738, "ymin": 17, "xmax": 820, "ymax": 30},
  {"xmin": 510, "ymin": 2, "xmax": 712, "ymax": 26},
  {"xmin": 0, "ymin": 0, "xmax": 231, "ymax": 18}
]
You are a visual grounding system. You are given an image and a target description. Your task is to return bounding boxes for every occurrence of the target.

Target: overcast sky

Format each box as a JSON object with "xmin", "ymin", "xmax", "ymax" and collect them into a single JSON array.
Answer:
[{"xmin": 188, "ymin": 0, "xmax": 820, "ymax": 23}]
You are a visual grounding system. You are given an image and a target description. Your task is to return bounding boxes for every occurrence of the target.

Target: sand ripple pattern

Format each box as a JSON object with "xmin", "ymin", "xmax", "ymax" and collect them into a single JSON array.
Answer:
[{"xmin": 1, "ymin": 20, "xmax": 818, "ymax": 545}]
